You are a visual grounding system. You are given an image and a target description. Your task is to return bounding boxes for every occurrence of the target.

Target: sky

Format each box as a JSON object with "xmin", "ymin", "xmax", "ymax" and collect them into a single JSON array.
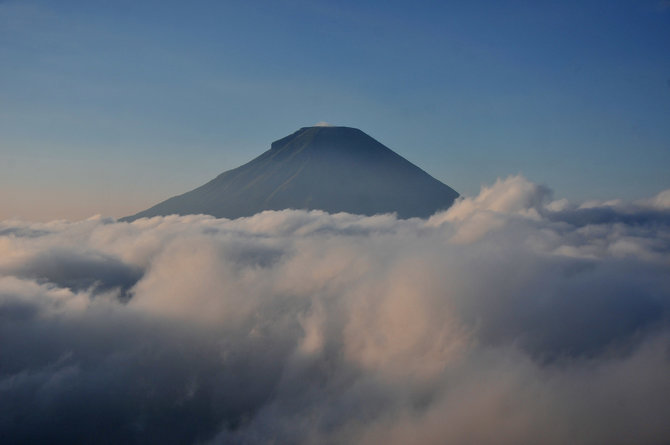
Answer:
[
  {"xmin": 2, "ymin": 3, "xmax": 670, "ymax": 440},
  {"xmin": 1, "ymin": 0, "xmax": 669, "ymax": 220}
]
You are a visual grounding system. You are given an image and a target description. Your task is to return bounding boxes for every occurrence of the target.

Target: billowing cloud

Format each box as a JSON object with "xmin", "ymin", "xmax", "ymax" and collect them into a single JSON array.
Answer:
[{"xmin": 1, "ymin": 176, "xmax": 670, "ymax": 444}]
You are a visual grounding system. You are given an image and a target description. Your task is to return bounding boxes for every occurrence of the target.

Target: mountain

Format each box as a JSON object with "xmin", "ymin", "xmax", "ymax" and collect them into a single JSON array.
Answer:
[{"xmin": 122, "ymin": 126, "xmax": 459, "ymax": 221}]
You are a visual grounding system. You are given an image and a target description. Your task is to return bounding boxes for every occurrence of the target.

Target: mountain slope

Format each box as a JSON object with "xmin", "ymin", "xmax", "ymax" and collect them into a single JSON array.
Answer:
[{"xmin": 123, "ymin": 126, "xmax": 459, "ymax": 221}]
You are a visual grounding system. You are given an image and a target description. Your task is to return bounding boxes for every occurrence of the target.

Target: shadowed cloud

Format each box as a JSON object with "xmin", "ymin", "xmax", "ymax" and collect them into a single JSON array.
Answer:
[{"xmin": 1, "ymin": 176, "xmax": 670, "ymax": 444}]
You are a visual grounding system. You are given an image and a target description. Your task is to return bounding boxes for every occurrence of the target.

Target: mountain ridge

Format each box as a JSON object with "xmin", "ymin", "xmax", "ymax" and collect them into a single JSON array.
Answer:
[{"xmin": 122, "ymin": 126, "xmax": 459, "ymax": 221}]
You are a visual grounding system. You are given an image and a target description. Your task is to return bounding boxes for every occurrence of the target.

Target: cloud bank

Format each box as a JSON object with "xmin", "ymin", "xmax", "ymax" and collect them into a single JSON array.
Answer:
[{"xmin": 1, "ymin": 176, "xmax": 670, "ymax": 444}]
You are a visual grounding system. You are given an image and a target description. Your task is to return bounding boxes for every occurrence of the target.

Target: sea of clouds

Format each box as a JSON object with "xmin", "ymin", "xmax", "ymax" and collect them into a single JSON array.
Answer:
[{"xmin": 2, "ymin": 176, "xmax": 670, "ymax": 444}]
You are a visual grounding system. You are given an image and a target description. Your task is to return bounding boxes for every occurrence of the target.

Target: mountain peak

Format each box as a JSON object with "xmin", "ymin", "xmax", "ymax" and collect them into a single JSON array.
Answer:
[
  {"xmin": 123, "ymin": 127, "xmax": 459, "ymax": 221},
  {"xmin": 270, "ymin": 126, "xmax": 380, "ymax": 154}
]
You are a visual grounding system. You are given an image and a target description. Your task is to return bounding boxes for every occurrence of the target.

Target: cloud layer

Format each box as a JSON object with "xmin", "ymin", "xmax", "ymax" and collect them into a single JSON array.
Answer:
[{"xmin": 2, "ymin": 176, "xmax": 670, "ymax": 444}]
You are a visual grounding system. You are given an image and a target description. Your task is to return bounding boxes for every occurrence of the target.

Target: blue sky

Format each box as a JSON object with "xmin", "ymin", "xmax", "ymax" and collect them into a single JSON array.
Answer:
[{"xmin": 1, "ymin": 0, "xmax": 669, "ymax": 220}]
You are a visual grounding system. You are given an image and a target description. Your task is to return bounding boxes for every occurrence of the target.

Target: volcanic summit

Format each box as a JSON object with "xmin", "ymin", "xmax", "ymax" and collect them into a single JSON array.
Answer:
[{"xmin": 123, "ymin": 126, "xmax": 459, "ymax": 221}]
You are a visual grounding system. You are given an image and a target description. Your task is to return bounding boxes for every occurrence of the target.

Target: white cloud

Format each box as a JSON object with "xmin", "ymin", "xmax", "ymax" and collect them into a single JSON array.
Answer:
[
  {"xmin": 645, "ymin": 189, "xmax": 670, "ymax": 210},
  {"xmin": 1, "ymin": 176, "xmax": 670, "ymax": 443}
]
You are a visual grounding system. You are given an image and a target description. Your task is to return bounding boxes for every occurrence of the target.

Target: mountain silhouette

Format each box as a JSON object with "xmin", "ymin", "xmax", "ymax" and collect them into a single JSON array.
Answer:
[{"xmin": 122, "ymin": 126, "xmax": 459, "ymax": 221}]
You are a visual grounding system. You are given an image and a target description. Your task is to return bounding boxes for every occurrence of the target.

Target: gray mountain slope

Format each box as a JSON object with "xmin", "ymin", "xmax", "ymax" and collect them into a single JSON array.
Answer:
[{"xmin": 122, "ymin": 126, "xmax": 459, "ymax": 221}]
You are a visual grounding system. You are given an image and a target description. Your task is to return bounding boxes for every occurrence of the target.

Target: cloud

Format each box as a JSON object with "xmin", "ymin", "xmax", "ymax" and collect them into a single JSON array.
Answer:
[
  {"xmin": 1, "ymin": 176, "xmax": 670, "ymax": 444},
  {"xmin": 646, "ymin": 189, "xmax": 670, "ymax": 210}
]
